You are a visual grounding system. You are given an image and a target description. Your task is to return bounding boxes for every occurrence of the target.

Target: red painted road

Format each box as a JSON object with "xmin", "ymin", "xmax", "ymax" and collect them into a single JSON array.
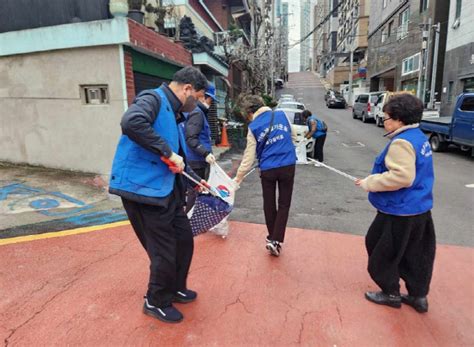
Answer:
[{"xmin": 1, "ymin": 222, "xmax": 473, "ymax": 346}]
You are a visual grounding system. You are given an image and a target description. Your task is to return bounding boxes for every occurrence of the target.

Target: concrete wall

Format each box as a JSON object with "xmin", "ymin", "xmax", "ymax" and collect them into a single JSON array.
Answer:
[
  {"xmin": 446, "ymin": 0, "xmax": 474, "ymax": 51},
  {"xmin": 0, "ymin": 46, "xmax": 126, "ymax": 174},
  {"xmin": 440, "ymin": 0, "xmax": 474, "ymax": 116}
]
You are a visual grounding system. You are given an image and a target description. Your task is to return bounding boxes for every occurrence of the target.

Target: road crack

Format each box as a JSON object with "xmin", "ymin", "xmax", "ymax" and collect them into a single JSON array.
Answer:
[{"xmin": 4, "ymin": 242, "xmax": 130, "ymax": 346}]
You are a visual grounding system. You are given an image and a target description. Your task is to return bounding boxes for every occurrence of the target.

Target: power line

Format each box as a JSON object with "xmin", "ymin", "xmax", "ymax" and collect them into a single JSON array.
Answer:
[{"xmin": 289, "ymin": 0, "xmax": 344, "ymax": 49}]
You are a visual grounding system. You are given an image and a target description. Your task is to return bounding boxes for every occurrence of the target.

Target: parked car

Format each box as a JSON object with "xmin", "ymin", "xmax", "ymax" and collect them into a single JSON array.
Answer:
[
  {"xmin": 324, "ymin": 89, "xmax": 337, "ymax": 101},
  {"xmin": 278, "ymin": 97, "xmax": 294, "ymax": 103},
  {"xmin": 278, "ymin": 107, "xmax": 315, "ymax": 154},
  {"xmin": 326, "ymin": 91, "xmax": 347, "ymax": 108},
  {"xmin": 280, "ymin": 94, "xmax": 295, "ymax": 100},
  {"xmin": 277, "ymin": 101, "xmax": 305, "ymax": 110},
  {"xmin": 374, "ymin": 91, "xmax": 415, "ymax": 127},
  {"xmin": 352, "ymin": 92, "xmax": 384, "ymax": 123},
  {"xmin": 420, "ymin": 93, "xmax": 474, "ymax": 154},
  {"xmin": 275, "ymin": 78, "xmax": 284, "ymax": 89}
]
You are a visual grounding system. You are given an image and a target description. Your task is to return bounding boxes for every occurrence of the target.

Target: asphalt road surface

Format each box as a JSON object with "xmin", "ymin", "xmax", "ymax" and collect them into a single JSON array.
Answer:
[{"xmin": 222, "ymin": 72, "xmax": 474, "ymax": 247}]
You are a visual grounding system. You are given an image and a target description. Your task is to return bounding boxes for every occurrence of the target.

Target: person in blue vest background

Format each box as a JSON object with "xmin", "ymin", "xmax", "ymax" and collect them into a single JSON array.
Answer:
[
  {"xmin": 355, "ymin": 94, "xmax": 436, "ymax": 314},
  {"xmin": 302, "ymin": 109, "xmax": 327, "ymax": 162},
  {"xmin": 183, "ymin": 83, "xmax": 217, "ymax": 212},
  {"xmin": 109, "ymin": 66, "xmax": 208, "ymax": 324},
  {"xmin": 234, "ymin": 95, "xmax": 297, "ymax": 257}
]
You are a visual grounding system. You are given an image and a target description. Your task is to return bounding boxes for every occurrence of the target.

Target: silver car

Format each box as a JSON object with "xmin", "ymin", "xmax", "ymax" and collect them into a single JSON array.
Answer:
[{"xmin": 352, "ymin": 92, "xmax": 384, "ymax": 123}]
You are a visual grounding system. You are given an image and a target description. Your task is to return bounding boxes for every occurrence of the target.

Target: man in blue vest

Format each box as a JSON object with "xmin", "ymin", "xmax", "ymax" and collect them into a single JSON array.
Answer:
[
  {"xmin": 109, "ymin": 66, "xmax": 208, "ymax": 323},
  {"xmin": 234, "ymin": 95, "xmax": 297, "ymax": 257},
  {"xmin": 183, "ymin": 84, "xmax": 217, "ymax": 212}
]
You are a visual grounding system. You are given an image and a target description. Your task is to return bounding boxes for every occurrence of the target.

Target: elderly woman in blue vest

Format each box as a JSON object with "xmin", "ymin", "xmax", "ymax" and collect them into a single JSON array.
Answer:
[
  {"xmin": 109, "ymin": 67, "xmax": 208, "ymax": 324},
  {"xmin": 355, "ymin": 94, "xmax": 436, "ymax": 313},
  {"xmin": 234, "ymin": 95, "xmax": 297, "ymax": 257},
  {"xmin": 183, "ymin": 84, "xmax": 217, "ymax": 212},
  {"xmin": 302, "ymin": 109, "xmax": 327, "ymax": 162}
]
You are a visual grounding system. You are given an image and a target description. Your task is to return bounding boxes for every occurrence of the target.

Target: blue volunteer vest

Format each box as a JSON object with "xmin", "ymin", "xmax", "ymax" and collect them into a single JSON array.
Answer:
[
  {"xmin": 368, "ymin": 128, "xmax": 434, "ymax": 215},
  {"xmin": 249, "ymin": 110, "xmax": 297, "ymax": 171},
  {"xmin": 181, "ymin": 106, "xmax": 212, "ymax": 162},
  {"xmin": 307, "ymin": 116, "xmax": 325, "ymax": 138},
  {"xmin": 109, "ymin": 87, "xmax": 186, "ymax": 198}
]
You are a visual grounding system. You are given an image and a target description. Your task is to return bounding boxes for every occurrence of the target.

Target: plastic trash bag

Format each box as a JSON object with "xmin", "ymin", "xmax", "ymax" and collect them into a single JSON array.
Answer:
[
  {"xmin": 207, "ymin": 163, "xmax": 239, "ymax": 238},
  {"xmin": 295, "ymin": 141, "xmax": 308, "ymax": 164}
]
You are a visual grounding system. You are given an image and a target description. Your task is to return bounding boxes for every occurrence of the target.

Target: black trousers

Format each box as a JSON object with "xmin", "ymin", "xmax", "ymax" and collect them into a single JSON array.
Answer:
[
  {"xmin": 185, "ymin": 164, "xmax": 209, "ymax": 214},
  {"xmin": 122, "ymin": 197, "xmax": 194, "ymax": 308},
  {"xmin": 260, "ymin": 165, "xmax": 296, "ymax": 243},
  {"xmin": 309, "ymin": 135, "xmax": 326, "ymax": 162},
  {"xmin": 365, "ymin": 211, "xmax": 436, "ymax": 297}
]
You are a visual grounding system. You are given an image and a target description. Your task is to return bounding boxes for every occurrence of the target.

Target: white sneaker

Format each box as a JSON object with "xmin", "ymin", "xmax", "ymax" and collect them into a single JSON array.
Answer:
[{"xmin": 266, "ymin": 241, "xmax": 281, "ymax": 257}]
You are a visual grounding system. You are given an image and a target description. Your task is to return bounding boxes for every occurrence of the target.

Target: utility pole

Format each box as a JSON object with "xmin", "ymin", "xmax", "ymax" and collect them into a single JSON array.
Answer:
[
  {"xmin": 417, "ymin": 22, "xmax": 429, "ymax": 99},
  {"xmin": 428, "ymin": 22, "xmax": 440, "ymax": 110},
  {"xmin": 270, "ymin": 0, "xmax": 276, "ymax": 97},
  {"xmin": 422, "ymin": 17, "xmax": 432, "ymax": 104},
  {"xmin": 348, "ymin": 45, "xmax": 354, "ymax": 106}
]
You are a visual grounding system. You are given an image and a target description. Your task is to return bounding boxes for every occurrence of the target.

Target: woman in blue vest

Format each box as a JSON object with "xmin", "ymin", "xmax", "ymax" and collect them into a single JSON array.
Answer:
[
  {"xmin": 302, "ymin": 110, "xmax": 327, "ymax": 162},
  {"xmin": 183, "ymin": 84, "xmax": 217, "ymax": 212},
  {"xmin": 234, "ymin": 95, "xmax": 297, "ymax": 257},
  {"xmin": 355, "ymin": 94, "xmax": 436, "ymax": 313}
]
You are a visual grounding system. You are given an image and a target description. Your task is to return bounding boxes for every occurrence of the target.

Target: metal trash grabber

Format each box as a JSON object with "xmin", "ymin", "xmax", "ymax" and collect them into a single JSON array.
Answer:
[
  {"xmin": 161, "ymin": 156, "xmax": 219, "ymax": 197},
  {"xmin": 307, "ymin": 158, "xmax": 358, "ymax": 182}
]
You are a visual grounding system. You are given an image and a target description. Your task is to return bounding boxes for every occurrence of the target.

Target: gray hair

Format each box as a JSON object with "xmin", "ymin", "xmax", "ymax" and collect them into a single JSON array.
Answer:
[{"xmin": 241, "ymin": 95, "xmax": 265, "ymax": 115}]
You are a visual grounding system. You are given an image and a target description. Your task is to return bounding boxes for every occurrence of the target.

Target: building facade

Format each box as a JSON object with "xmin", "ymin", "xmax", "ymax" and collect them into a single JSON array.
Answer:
[
  {"xmin": 313, "ymin": 1, "xmax": 329, "ymax": 75},
  {"xmin": 0, "ymin": 0, "xmax": 251, "ymax": 173},
  {"xmin": 440, "ymin": 0, "xmax": 474, "ymax": 116},
  {"xmin": 300, "ymin": 0, "xmax": 312, "ymax": 71},
  {"xmin": 367, "ymin": 0, "xmax": 449, "ymax": 105}
]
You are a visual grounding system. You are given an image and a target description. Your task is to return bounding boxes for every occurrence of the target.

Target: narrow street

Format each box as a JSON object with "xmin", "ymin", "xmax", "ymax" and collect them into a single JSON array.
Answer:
[{"xmin": 225, "ymin": 72, "xmax": 474, "ymax": 247}]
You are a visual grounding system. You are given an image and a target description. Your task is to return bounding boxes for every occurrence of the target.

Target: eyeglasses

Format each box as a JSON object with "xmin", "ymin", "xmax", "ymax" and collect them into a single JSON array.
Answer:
[{"xmin": 383, "ymin": 117, "xmax": 392, "ymax": 123}]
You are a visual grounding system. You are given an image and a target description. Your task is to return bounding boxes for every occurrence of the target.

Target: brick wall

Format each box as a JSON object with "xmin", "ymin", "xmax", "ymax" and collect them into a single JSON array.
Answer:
[
  {"xmin": 124, "ymin": 50, "xmax": 135, "ymax": 105},
  {"xmin": 203, "ymin": 0, "xmax": 229, "ymax": 29},
  {"xmin": 128, "ymin": 19, "xmax": 192, "ymax": 67},
  {"xmin": 188, "ymin": 0, "xmax": 221, "ymax": 32}
]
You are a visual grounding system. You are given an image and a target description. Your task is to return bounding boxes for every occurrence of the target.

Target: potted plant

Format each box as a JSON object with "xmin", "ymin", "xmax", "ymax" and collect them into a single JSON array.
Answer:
[
  {"xmin": 128, "ymin": 0, "xmax": 145, "ymax": 23},
  {"xmin": 109, "ymin": 0, "xmax": 128, "ymax": 17}
]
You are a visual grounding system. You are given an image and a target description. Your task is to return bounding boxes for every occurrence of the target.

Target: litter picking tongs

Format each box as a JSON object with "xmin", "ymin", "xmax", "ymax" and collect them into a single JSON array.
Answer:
[
  {"xmin": 307, "ymin": 158, "xmax": 358, "ymax": 182},
  {"xmin": 161, "ymin": 157, "xmax": 219, "ymax": 197}
]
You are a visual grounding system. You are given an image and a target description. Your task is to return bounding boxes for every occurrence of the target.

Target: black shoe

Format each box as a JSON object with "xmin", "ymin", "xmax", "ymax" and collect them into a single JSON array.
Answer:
[
  {"xmin": 365, "ymin": 291, "xmax": 401, "ymax": 308},
  {"xmin": 401, "ymin": 294, "xmax": 428, "ymax": 313},
  {"xmin": 173, "ymin": 289, "xmax": 197, "ymax": 303},
  {"xmin": 143, "ymin": 298, "xmax": 183, "ymax": 323}
]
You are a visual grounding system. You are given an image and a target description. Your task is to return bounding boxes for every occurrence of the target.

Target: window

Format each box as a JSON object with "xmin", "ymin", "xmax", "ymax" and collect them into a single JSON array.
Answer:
[
  {"xmin": 80, "ymin": 85, "xmax": 109, "ymax": 105},
  {"xmin": 387, "ymin": 21, "xmax": 393, "ymax": 38},
  {"xmin": 460, "ymin": 97, "xmax": 474, "ymax": 112},
  {"xmin": 381, "ymin": 27, "xmax": 387, "ymax": 43},
  {"xmin": 463, "ymin": 78, "xmax": 474, "ymax": 93},
  {"xmin": 402, "ymin": 53, "xmax": 420, "ymax": 75},
  {"xmin": 383, "ymin": 0, "xmax": 387, "ymax": 8},
  {"xmin": 447, "ymin": 81, "xmax": 454, "ymax": 103},
  {"xmin": 455, "ymin": 0, "xmax": 462, "ymax": 19},
  {"xmin": 420, "ymin": 0, "xmax": 429, "ymax": 12},
  {"xmin": 359, "ymin": 95, "xmax": 369, "ymax": 103},
  {"xmin": 398, "ymin": 8, "xmax": 410, "ymax": 39}
]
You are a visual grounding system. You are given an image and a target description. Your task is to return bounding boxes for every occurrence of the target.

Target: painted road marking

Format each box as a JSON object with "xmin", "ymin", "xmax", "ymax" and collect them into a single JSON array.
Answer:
[
  {"xmin": 342, "ymin": 142, "xmax": 365, "ymax": 148},
  {"xmin": 0, "ymin": 220, "xmax": 130, "ymax": 246},
  {"xmin": 466, "ymin": 184, "xmax": 474, "ymax": 188}
]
